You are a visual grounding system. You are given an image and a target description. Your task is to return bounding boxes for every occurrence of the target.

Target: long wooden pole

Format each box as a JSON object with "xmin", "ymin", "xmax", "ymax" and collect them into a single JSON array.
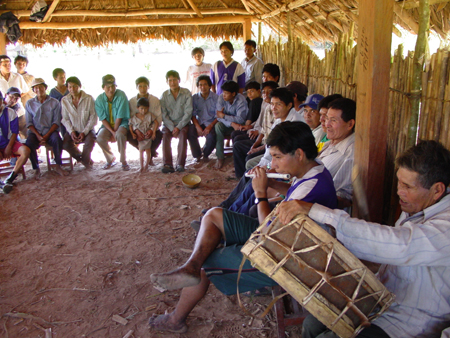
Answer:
[
  {"xmin": 19, "ymin": 15, "xmax": 260, "ymax": 30},
  {"xmin": 3, "ymin": 8, "xmax": 251, "ymax": 18},
  {"xmin": 354, "ymin": 0, "xmax": 394, "ymax": 222},
  {"xmin": 407, "ymin": 0, "xmax": 430, "ymax": 147},
  {"xmin": 259, "ymin": 0, "xmax": 316, "ymax": 19},
  {"xmin": 0, "ymin": 33, "xmax": 6, "ymax": 54}
]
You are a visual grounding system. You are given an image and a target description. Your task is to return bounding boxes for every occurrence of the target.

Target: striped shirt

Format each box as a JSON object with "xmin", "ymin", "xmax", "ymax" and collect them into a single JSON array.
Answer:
[
  {"xmin": 318, "ymin": 133, "xmax": 355, "ymax": 200},
  {"xmin": 61, "ymin": 91, "xmax": 98, "ymax": 135},
  {"xmin": 309, "ymin": 190, "xmax": 450, "ymax": 338}
]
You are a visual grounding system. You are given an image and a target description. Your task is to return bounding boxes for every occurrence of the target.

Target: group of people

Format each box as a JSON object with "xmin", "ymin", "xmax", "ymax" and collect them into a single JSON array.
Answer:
[
  {"xmin": 1, "ymin": 41, "xmax": 450, "ymax": 338},
  {"xmin": 146, "ymin": 48, "xmax": 450, "ymax": 338}
]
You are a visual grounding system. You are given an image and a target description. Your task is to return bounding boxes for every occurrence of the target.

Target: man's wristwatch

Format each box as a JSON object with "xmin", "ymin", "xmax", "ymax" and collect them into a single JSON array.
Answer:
[{"xmin": 255, "ymin": 197, "xmax": 269, "ymax": 205}]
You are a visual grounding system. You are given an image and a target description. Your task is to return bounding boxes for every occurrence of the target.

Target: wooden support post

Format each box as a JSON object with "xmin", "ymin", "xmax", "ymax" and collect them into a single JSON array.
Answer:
[
  {"xmin": 354, "ymin": 0, "xmax": 393, "ymax": 223},
  {"xmin": 0, "ymin": 33, "xmax": 6, "ymax": 54},
  {"xmin": 244, "ymin": 17, "xmax": 252, "ymax": 41}
]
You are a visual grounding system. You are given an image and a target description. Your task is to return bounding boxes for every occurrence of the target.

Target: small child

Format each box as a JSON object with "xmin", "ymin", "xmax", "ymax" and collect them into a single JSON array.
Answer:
[
  {"xmin": 185, "ymin": 47, "xmax": 212, "ymax": 94},
  {"xmin": 129, "ymin": 97, "xmax": 159, "ymax": 172}
]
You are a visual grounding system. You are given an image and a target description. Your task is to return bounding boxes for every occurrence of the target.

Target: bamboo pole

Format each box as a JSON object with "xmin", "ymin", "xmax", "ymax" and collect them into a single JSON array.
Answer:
[
  {"xmin": 7, "ymin": 8, "xmax": 251, "ymax": 18},
  {"xmin": 407, "ymin": 0, "xmax": 429, "ymax": 147},
  {"xmin": 19, "ymin": 15, "xmax": 260, "ymax": 29}
]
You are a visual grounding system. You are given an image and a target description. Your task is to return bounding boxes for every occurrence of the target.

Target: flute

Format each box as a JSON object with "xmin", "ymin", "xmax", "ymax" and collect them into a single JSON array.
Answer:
[{"xmin": 245, "ymin": 173, "xmax": 291, "ymax": 180}]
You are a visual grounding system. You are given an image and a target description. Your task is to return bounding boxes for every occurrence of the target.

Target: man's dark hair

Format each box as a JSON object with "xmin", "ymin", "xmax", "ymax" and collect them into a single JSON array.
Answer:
[
  {"xmin": 219, "ymin": 41, "xmax": 234, "ymax": 54},
  {"xmin": 191, "ymin": 47, "xmax": 205, "ymax": 57},
  {"xmin": 14, "ymin": 55, "xmax": 28, "ymax": 65},
  {"xmin": 165, "ymin": 70, "xmax": 180, "ymax": 80},
  {"xmin": 245, "ymin": 81, "xmax": 261, "ymax": 91},
  {"xmin": 396, "ymin": 140, "xmax": 450, "ymax": 189},
  {"xmin": 196, "ymin": 75, "xmax": 212, "ymax": 87},
  {"xmin": 244, "ymin": 39, "xmax": 257, "ymax": 49},
  {"xmin": 221, "ymin": 80, "xmax": 239, "ymax": 94},
  {"xmin": 135, "ymin": 76, "xmax": 150, "ymax": 86},
  {"xmin": 267, "ymin": 121, "xmax": 318, "ymax": 160},
  {"xmin": 318, "ymin": 94, "xmax": 343, "ymax": 111},
  {"xmin": 262, "ymin": 63, "xmax": 280, "ymax": 81},
  {"xmin": 261, "ymin": 81, "xmax": 279, "ymax": 91},
  {"xmin": 269, "ymin": 87, "xmax": 294, "ymax": 107},
  {"xmin": 328, "ymin": 98, "xmax": 356, "ymax": 123},
  {"xmin": 52, "ymin": 68, "xmax": 65, "ymax": 79},
  {"xmin": 66, "ymin": 76, "xmax": 81, "ymax": 87}
]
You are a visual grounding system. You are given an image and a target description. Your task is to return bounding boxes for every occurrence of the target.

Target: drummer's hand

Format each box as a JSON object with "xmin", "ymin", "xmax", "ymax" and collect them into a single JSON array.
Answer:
[
  {"xmin": 251, "ymin": 166, "xmax": 269, "ymax": 196},
  {"xmin": 275, "ymin": 200, "xmax": 313, "ymax": 225}
]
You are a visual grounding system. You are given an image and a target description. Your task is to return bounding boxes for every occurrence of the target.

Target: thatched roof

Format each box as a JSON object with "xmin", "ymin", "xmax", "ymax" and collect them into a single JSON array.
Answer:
[{"xmin": 1, "ymin": 0, "xmax": 449, "ymax": 47}]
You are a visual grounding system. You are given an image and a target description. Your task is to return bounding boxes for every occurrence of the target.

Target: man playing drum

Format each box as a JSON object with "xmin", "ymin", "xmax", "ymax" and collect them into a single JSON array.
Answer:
[
  {"xmin": 148, "ymin": 121, "xmax": 338, "ymax": 333},
  {"xmin": 277, "ymin": 140, "xmax": 450, "ymax": 338}
]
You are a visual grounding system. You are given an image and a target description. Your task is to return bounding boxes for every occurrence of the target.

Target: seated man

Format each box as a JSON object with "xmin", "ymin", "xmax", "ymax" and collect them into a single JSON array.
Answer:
[
  {"xmin": 160, "ymin": 70, "xmax": 193, "ymax": 173},
  {"xmin": 214, "ymin": 80, "xmax": 248, "ymax": 169},
  {"xmin": 284, "ymin": 140, "xmax": 450, "ymax": 338},
  {"xmin": 25, "ymin": 78, "xmax": 67, "ymax": 178},
  {"xmin": 0, "ymin": 91, "xmax": 30, "ymax": 193},
  {"xmin": 95, "ymin": 74, "xmax": 135, "ymax": 171},
  {"xmin": 188, "ymin": 75, "xmax": 219, "ymax": 163},
  {"xmin": 129, "ymin": 76, "xmax": 162, "ymax": 161},
  {"xmin": 61, "ymin": 77, "xmax": 98, "ymax": 169},
  {"xmin": 300, "ymin": 94, "xmax": 325, "ymax": 145},
  {"xmin": 149, "ymin": 121, "xmax": 337, "ymax": 333}
]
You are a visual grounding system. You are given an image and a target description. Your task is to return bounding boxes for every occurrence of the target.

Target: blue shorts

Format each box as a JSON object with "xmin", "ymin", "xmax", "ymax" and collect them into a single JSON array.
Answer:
[{"xmin": 203, "ymin": 209, "xmax": 278, "ymax": 295}]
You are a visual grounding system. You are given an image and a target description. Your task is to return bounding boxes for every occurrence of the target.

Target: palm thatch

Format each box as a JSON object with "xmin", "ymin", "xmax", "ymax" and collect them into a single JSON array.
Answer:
[{"xmin": 0, "ymin": 0, "xmax": 449, "ymax": 47}]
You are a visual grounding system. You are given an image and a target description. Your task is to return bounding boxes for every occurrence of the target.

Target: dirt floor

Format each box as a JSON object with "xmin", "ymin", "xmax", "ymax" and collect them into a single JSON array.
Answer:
[{"xmin": 0, "ymin": 146, "xmax": 303, "ymax": 338}]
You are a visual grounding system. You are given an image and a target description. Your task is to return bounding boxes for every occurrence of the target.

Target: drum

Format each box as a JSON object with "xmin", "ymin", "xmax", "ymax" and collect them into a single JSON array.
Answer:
[{"xmin": 241, "ymin": 211, "xmax": 395, "ymax": 338}]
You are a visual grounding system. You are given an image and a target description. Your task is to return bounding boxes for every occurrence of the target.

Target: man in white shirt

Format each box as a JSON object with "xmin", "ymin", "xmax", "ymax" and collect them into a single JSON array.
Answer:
[
  {"xmin": 280, "ymin": 140, "xmax": 450, "ymax": 338},
  {"xmin": 61, "ymin": 77, "xmax": 98, "ymax": 169},
  {"xmin": 0, "ymin": 55, "xmax": 29, "ymax": 98}
]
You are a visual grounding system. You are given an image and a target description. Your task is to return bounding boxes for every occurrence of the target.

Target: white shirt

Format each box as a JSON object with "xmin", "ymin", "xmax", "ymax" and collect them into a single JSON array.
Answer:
[
  {"xmin": 185, "ymin": 63, "xmax": 212, "ymax": 94},
  {"xmin": 61, "ymin": 91, "xmax": 98, "ymax": 135},
  {"xmin": 309, "ymin": 190, "xmax": 450, "ymax": 338},
  {"xmin": 0, "ymin": 72, "xmax": 29, "ymax": 98},
  {"xmin": 318, "ymin": 133, "xmax": 355, "ymax": 200}
]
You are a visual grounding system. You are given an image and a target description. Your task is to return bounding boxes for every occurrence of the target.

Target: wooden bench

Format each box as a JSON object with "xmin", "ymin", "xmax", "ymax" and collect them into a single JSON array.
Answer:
[
  {"xmin": 0, "ymin": 160, "xmax": 26, "ymax": 181},
  {"xmin": 45, "ymin": 146, "xmax": 73, "ymax": 172}
]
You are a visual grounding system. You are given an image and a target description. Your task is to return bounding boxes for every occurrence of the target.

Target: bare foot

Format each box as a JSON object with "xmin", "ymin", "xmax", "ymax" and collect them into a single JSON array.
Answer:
[
  {"xmin": 149, "ymin": 158, "xmax": 155, "ymax": 166},
  {"xmin": 203, "ymin": 156, "xmax": 210, "ymax": 163},
  {"xmin": 148, "ymin": 313, "xmax": 187, "ymax": 333},
  {"xmin": 215, "ymin": 159, "xmax": 224, "ymax": 169},
  {"xmin": 150, "ymin": 266, "xmax": 201, "ymax": 291},
  {"xmin": 54, "ymin": 165, "xmax": 69, "ymax": 176},
  {"xmin": 33, "ymin": 168, "xmax": 41, "ymax": 181}
]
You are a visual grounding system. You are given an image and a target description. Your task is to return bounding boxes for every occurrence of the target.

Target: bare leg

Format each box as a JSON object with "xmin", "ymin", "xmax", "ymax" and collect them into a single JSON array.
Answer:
[
  {"xmin": 215, "ymin": 158, "xmax": 224, "ymax": 169},
  {"xmin": 139, "ymin": 149, "xmax": 144, "ymax": 173},
  {"xmin": 13, "ymin": 146, "xmax": 30, "ymax": 172},
  {"xmin": 144, "ymin": 149, "xmax": 151, "ymax": 172},
  {"xmin": 149, "ymin": 269, "xmax": 210, "ymax": 333},
  {"xmin": 150, "ymin": 208, "xmax": 225, "ymax": 290}
]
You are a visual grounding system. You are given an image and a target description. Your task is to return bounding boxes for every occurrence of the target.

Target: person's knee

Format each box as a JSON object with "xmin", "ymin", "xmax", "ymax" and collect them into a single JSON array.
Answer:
[
  {"xmin": 203, "ymin": 207, "xmax": 225, "ymax": 233},
  {"xmin": 18, "ymin": 145, "xmax": 30, "ymax": 157}
]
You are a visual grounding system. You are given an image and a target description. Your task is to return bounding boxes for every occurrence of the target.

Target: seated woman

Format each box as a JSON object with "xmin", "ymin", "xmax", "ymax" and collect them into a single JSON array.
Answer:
[{"xmin": 148, "ymin": 121, "xmax": 337, "ymax": 334}]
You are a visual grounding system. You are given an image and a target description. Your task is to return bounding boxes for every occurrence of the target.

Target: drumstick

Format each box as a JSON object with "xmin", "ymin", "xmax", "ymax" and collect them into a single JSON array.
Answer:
[{"xmin": 245, "ymin": 173, "xmax": 291, "ymax": 180}]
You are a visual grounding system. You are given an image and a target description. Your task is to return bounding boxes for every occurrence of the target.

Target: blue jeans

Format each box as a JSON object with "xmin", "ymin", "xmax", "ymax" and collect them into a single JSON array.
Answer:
[{"xmin": 26, "ymin": 131, "xmax": 63, "ymax": 169}]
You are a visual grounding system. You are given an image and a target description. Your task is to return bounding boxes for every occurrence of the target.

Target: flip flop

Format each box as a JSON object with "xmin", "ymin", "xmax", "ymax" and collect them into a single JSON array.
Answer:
[
  {"xmin": 122, "ymin": 164, "xmax": 130, "ymax": 171},
  {"xmin": 102, "ymin": 161, "xmax": 117, "ymax": 170},
  {"xmin": 148, "ymin": 315, "xmax": 188, "ymax": 334}
]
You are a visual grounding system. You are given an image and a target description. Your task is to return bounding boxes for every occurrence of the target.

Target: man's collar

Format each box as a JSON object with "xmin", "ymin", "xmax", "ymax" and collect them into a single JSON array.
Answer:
[
  {"xmin": 246, "ymin": 55, "xmax": 255, "ymax": 62},
  {"xmin": 329, "ymin": 133, "xmax": 355, "ymax": 154}
]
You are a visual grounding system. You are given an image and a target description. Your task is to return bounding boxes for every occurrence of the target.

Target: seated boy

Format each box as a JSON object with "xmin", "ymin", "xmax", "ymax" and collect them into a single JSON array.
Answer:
[{"xmin": 148, "ymin": 121, "xmax": 337, "ymax": 334}]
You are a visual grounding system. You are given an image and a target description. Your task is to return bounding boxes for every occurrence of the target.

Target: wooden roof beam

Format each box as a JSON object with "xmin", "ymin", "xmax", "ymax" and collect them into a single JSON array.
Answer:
[
  {"xmin": 7, "ymin": 8, "xmax": 251, "ymax": 17},
  {"xmin": 240, "ymin": 0, "xmax": 255, "ymax": 14},
  {"xmin": 260, "ymin": 0, "xmax": 317, "ymax": 19},
  {"xmin": 185, "ymin": 0, "xmax": 203, "ymax": 18},
  {"xmin": 309, "ymin": 4, "xmax": 344, "ymax": 32},
  {"xmin": 19, "ymin": 15, "xmax": 261, "ymax": 29},
  {"xmin": 393, "ymin": 2, "xmax": 419, "ymax": 33},
  {"xmin": 42, "ymin": 0, "xmax": 61, "ymax": 22},
  {"xmin": 296, "ymin": 7, "xmax": 335, "ymax": 40}
]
